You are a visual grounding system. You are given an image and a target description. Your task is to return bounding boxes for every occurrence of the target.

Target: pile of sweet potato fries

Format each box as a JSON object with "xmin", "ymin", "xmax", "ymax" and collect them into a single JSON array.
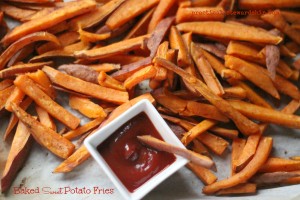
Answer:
[{"xmin": 1, "ymin": 0, "xmax": 300, "ymax": 196}]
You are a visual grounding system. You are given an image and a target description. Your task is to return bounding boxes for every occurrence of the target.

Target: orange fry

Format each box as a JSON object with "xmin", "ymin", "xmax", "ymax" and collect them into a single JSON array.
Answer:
[
  {"xmin": 98, "ymin": 71, "xmax": 126, "ymax": 91},
  {"xmin": 217, "ymin": 183, "xmax": 256, "ymax": 196},
  {"xmin": 124, "ymin": 65, "xmax": 156, "ymax": 90},
  {"xmin": 5, "ymin": 87, "xmax": 25, "ymax": 112},
  {"xmin": 42, "ymin": 66, "xmax": 129, "ymax": 104},
  {"xmin": 203, "ymin": 137, "xmax": 272, "ymax": 194},
  {"xmin": 1, "ymin": 0, "xmax": 96, "ymax": 46},
  {"xmin": 11, "ymin": 103, "xmax": 75, "ymax": 159},
  {"xmin": 187, "ymin": 162, "xmax": 217, "ymax": 185},
  {"xmin": 35, "ymin": 105, "xmax": 56, "ymax": 131},
  {"xmin": 198, "ymin": 132, "xmax": 229, "ymax": 156},
  {"xmin": 177, "ymin": 22, "xmax": 282, "ymax": 44},
  {"xmin": 259, "ymin": 158, "xmax": 300, "ymax": 173},
  {"xmin": 14, "ymin": 75, "xmax": 80, "ymax": 129},
  {"xmin": 231, "ymin": 138, "xmax": 246, "ymax": 175}
]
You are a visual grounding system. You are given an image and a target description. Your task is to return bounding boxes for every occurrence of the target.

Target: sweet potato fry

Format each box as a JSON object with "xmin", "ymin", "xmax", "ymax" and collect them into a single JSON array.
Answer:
[
  {"xmin": 58, "ymin": 64, "xmax": 98, "ymax": 84},
  {"xmin": 177, "ymin": 22, "xmax": 282, "ymax": 44},
  {"xmin": 259, "ymin": 158, "xmax": 300, "ymax": 173},
  {"xmin": 89, "ymin": 63, "xmax": 120, "ymax": 73},
  {"xmin": 228, "ymin": 100, "xmax": 300, "ymax": 129},
  {"xmin": 216, "ymin": 183, "xmax": 256, "ymax": 195},
  {"xmin": 181, "ymin": 119, "xmax": 218, "ymax": 146},
  {"xmin": 124, "ymin": 65, "xmax": 156, "ymax": 90},
  {"xmin": 187, "ymin": 162, "xmax": 217, "ymax": 185},
  {"xmin": 223, "ymin": 86, "xmax": 247, "ymax": 99},
  {"xmin": 1, "ymin": 0, "xmax": 96, "ymax": 46},
  {"xmin": 239, "ymin": 0, "xmax": 300, "ymax": 9},
  {"xmin": 294, "ymin": 58, "xmax": 300, "ymax": 70},
  {"xmin": 161, "ymin": 114, "xmax": 195, "ymax": 131},
  {"xmin": 11, "ymin": 103, "xmax": 75, "ymax": 159},
  {"xmin": 27, "ymin": 69, "xmax": 56, "ymax": 99},
  {"xmin": 198, "ymin": 132, "xmax": 229, "ymax": 156},
  {"xmin": 235, "ymin": 99, "xmax": 300, "ymax": 173},
  {"xmin": 35, "ymin": 105, "xmax": 56, "ymax": 131},
  {"xmin": 3, "ymin": 97, "xmax": 32, "ymax": 141},
  {"xmin": 210, "ymin": 127, "xmax": 239, "ymax": 140},
  {"xmin": 98, "ymin": 71, "xmax": 126, "ymax": 91},
  {"xmin": 279, "ymin": 44, "xmax": 296, "ymax": 58},
  {"xmin": 75, "ymin": 34, "xmax": 149, "ymax": 60},
  {"xmin": 0, "ymin": 85, "xmax": 15, "ymax": 112},
  {"xmin": 203, "ymin": 137, "xmax": 272, "ymax": 194},
  {"xmin": 54, "ymin": 93, "xmax": 155, "ymax": 173},
  {"xmin": 79, "ymin": 28, "xmax": 111, "ymax": 43},
  {"xmin": 261, "ymin": 10, "xmax": 300, "ymax": 45},
  {"xmin": 1, "ymin": 121, "xmax": 32, "ymax": 193},
  {"xmin": 0, "ymin": 2, "xmax": 36, "ymax": 22},
  {"xmin": 196, "ymin": 43, "xmax": 226, "ymax": 59},
  {"xmin": 0, "ymin": 32, "xmax": 60, "ymax": 69},
  {"xmin": 69, "ymin": 0, "xmax": 125, "ymax": 30},
  {"xmin": 110, "ymin": 17, "xmax": 174, "ymax": 81},
  {"xmin": 191, "ymin": 43, "xmax": 224, "ymax": 96},
  {"xmin": 148, "ymin": 0, "xmax": 176, "ymax": 33},
  {"xmin": 231, "ymin": 138, "xmax": 246, "ymax": 175},
  {"xmin": 251, "ymin": 172, "xmax": 300, "ymax": 185},
  {"xmin": 105, "ymin": 0, "xmax": 159, "ymax": 30},
  {"xmin": 152, "ymin": 88, "xmax": 229, "ymax": 122},
  {"xmin": 0, "ymin": 61, "xmax": 52, "ymax": 79},
  {"xmin": 281, "ymin": 11, "xmax": 300, "ymax": 24},
  {"xmin": 138, "ymin": 135, "xmax": 214, "ymax": 168},
  {"xmin": 42, "ymin": 66, "xmax": 128, "ymax": 104},
  {"xmin": 14, "ymin": 75, "xmax": 80, "ymax": 129},
  {"xmin": 176, "ymin": 7, "xmax": 225, "ymax": 24},
  {"xmin": 63, "ymin": 117, "xmax": 106, "ymax": 140},
  {"xmin": 125, "ymin": 8, "xmax": 154, "ymax": 39},
  {"xmin": 69, "ymin": 95, "xmax": 107, "ymax": 119},
  {"xmin": 225, "ymin": 55, "xmax": 279, "ymax": 99},
  {"xmin": 0, "ymin": 79, "xmax": 13, "ymax": 91},
  {"xmin": 192, "ymin": 139, "xmax": 211, "ymax": 157},
  {"xmin": 265, "ymin": 45, "xmax": 280, "ymax": 80},
  {"xmin": 5, "ymin": 87, "xmax": 25, "ymax": 112},
  {"xmin": 155, "ymin": 58, "xmax": 260, "ymax": 136}
]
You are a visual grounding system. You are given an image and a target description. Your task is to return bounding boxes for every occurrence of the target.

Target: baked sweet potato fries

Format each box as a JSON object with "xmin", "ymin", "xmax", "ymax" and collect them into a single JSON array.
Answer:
[{"xmin": 1, "ymin": 0, "xmax": 300, "ymax": 197}]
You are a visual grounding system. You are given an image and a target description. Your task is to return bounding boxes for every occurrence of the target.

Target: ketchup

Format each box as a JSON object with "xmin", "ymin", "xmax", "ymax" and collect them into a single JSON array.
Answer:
[{"xmin": 97, "ymin": 112, "xmax": 176, "ymax": 192}]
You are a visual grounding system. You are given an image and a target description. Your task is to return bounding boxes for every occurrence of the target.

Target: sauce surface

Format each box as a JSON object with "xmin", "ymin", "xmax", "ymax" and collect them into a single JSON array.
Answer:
[{"xmin": 97, "ymin": 112, "xmax": 176, "ymax": 192}]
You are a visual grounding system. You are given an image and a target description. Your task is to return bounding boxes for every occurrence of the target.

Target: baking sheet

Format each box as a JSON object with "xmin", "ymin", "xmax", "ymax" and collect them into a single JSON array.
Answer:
[{"xmin": 1, "ymin": 6, "xmax": 300, "ymax": 200}]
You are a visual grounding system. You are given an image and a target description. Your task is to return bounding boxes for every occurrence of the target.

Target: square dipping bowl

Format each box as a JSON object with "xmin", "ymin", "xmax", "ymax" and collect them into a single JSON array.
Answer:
[{"xmin": 84, "ymin": 99, "xmax": 188, "ymax": 200}]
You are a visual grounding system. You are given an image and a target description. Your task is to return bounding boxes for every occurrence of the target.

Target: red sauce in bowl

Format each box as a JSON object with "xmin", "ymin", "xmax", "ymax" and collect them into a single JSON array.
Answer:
[{"xmin": 97, "ymin": 112, "xmax": 176, "ymax": 192}]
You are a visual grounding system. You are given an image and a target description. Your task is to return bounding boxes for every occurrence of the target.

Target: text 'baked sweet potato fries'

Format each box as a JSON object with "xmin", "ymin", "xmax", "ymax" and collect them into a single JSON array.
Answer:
[{"xmin": 1, "ymin": 0, "xmax": 300, "ymax": 197}]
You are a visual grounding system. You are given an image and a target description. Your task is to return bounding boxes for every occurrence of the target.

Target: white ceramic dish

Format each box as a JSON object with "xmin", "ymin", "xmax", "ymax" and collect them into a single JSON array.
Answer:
[{"xmin": 84, "ymin": 99, "xmax": 188, "ymax": 200}]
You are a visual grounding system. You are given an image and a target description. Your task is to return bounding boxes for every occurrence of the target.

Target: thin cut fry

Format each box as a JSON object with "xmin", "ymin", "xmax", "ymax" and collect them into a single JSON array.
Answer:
[
  {"xmin": 1, "ymin": 0, "xmax": 96, "ymax": 46},
  {"xmin": 187, "ymin": 162, "xmax": 217, "ymax": 185},
  {"xmin": 69, "ymin": 95, "xmax": 107, "ymax": 119},
  {"xmin": 181, "ymin": 120, "xmax": 217, "ymax": 146},
  {"xmin": 138, "ymin": 135, "xmax": 214, "ymax": 168},
  {"xmin": 155, "ymin": 58, "xmax": 260, "ymax": 136},
  {"xmin": 216, "ymin": 183, "xmax": 256, "ymax": 195},
  {"xmin": 1, "ymin": 121, "xmax": 32, "ymax": 193},
  {"xmin": 42, "ymin": 66, "xmax": 129, "ymax": 104},
  {"xmin": 11, "ymin": 103, "xmax": 75, "ymax": 159},
  {"xmin": 0, "ymin": 32, "xmax": 60, "ymax": 69},
  {"xmin": 259, "ymin": 158, "xmax": 300, "ymax": 173},
  {"xmin": 14, "ymin": 75, "xmax": 80, "ymax": 129},
  {"xmin": 124, "ymin": 65, "xmax": 156, "ymax": 90},
  {"xmin": 5, "ymin": 87, "xmax": 25, "ymax": 112},
  {"xmin": 177, "ymin": 22, "xmax": 282, "ymax": 45},
  {"xmin": 203, "ymin": 137, "xmax": 272, "ymax": 194},
  {"xmin": 98, "ymin": 71, "xmax": 126, "ymax": 91},
  {"xmin": 105, "ymin": 0, "xmax": 159, "ymax": 30},
  {"xmin": 3, "ymin": 97, "xmax": 32, "ymax": 141},
  {"xmin": 210, "ymin": 127, "xmax": 239, "ymax": 140},
  {"xmin": 35, "ymin": 105, "xmax": 56, "ymax": 131},
  {"xmin": 63, "ymin": 117, "xmax": 105, "ymax": 140},
  {"xmin": 198, "ymin": 132, "xmax": 229, "ymax": 156}
]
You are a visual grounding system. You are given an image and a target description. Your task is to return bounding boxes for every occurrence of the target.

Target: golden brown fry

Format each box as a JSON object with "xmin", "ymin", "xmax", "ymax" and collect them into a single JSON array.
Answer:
[
  {"xmin": 63, "ymin": 117, "xmax": 105, "ymax": 140},
  {"xmin": 0, "ymin": 32, "xmax": 60, "ymax": 69},
  {"xmin": 14, "ymin": 75, "xmax": 80, "ymax": 129},
  {"xmin": 177, "ymin": 22, "xmax": 282, "ymax": 44},
  {"xmin": 225, "ymin": 55, "xmax": 279, "ymax": 99},
  {"xmin": 11, "ymin": 103, "xmax": 75, "ymax": 159},
  {"xmin": 203, "ymin": 137, "xmax": 272, "ymax": 194},
  {"xmin": 42, "ymin": 66, "xmax": 129, "ymax": 104},
  {"xmin": 0, "ymin": 61, "xmax": 52, "ymax": 79},
  {"xmin": 75, "ymin": 34, "xmax": 149, "ymax": 60},
  {"xmin": 155, "ymin": 58, "xmax": 260, "ymax": 136},
  {"xmin": 138, "ymin": 135, "xmax": 214, "ymax": 168},
  {"xmin": 105, "ymin": 0, "xmax": 159, "ymax": 30},
  {"xmin": 98, "ymin": 71, "xmax": 126, "ymax": 91},
  {"xmin": 1, "ymin": 0, "xmax": 96, "ymax": 46}
]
